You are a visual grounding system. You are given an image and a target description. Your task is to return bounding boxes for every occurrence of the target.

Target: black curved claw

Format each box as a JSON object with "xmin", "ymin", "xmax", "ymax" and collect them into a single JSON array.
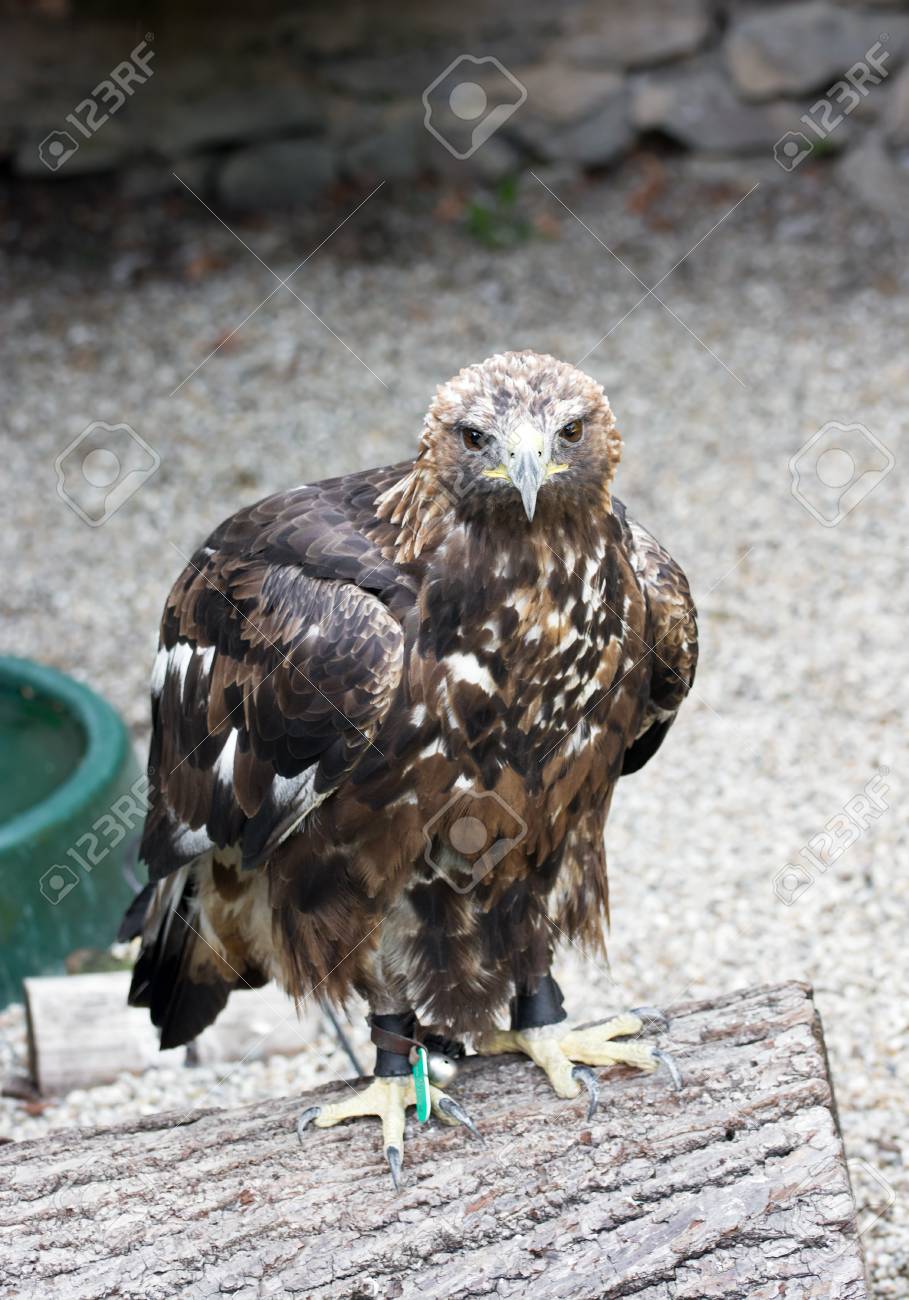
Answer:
[
  {"xmin": 436, "ymin": 1094, "xmax": 482, "ymax": 1140},
  {"xmin": 296, "ymin": 1106, "xmax": 321, "ymax": 1142},
  {"xmin": 386, "ymin": 1144, "xmax": 403, "ymax": 1191},
  {"xmin": 629, "ymin": 1005, "xmax": 670, "ymax": 1032},
  {"xmin": 652, "ymin": 1048, "xmax": 683, "ymax": 1092},
  {"xmin": 572, "ymin": 1065, "xmax": 599, "ymax": 1121}
]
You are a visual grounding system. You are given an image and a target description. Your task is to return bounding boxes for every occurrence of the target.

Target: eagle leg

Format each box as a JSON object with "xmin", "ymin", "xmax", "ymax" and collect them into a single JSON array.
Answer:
[
  {"xmin": 297, "ymin": 1011, "xmax": 479, "ymax": 1189},
  {"xmin": 474, "ymin": 975, "xmax": 682, "ymax": 1107}
]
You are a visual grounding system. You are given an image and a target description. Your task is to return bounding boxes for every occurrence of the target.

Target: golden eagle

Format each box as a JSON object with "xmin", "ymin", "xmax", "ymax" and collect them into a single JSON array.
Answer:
[{"xmin": 124, "ymin": 351, "xmax": 697, "ymax": 1184}]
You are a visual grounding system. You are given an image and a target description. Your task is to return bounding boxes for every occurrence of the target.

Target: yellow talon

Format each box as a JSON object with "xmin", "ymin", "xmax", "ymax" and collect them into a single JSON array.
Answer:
[
  {"xmin": 297, "ymin": 1074, "xmax": 480, "ymax": 1188},
  {"xmin": 306, "ymin": 1075, "xmax": 415, "ymax": 1149},
  {"xmin": 476, "ymin": 1011, "xmax": 675, "ymax": 1104}
]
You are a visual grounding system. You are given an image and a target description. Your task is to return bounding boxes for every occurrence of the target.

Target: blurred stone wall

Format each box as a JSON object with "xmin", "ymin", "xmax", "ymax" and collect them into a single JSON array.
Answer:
[{"xmin": 2, "ymin": 0, "xmax": 908, "ymax": 211}]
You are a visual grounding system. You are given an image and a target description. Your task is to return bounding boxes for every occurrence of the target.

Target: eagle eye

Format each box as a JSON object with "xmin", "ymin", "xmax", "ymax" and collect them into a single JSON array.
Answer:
[
  {"xmin": 560, "ymin": 419, "xmax": 583, "ymax": 443},
  {"xmin": 460, "ymin": 426, "xmax": 487, "ymax": 452}
]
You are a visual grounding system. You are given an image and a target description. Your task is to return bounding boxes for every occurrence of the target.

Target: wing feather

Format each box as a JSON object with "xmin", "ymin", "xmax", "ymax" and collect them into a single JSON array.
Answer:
[
  {"xmin": 140, "ymin": 470, "xmax": 411, "ymax": 882},
  {"xmin": 621, "ymin": 512, "xmax": 698, "ymax": 774}
]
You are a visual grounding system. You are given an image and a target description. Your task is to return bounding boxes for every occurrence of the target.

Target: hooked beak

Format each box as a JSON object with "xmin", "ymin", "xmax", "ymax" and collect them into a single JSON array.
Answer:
[
  {"xmin": 481, "ymin": 423, "xmax": 569, "ymax": 521},
  {"xmin": 510, "ymin": 428, "xmax": 546, "ymax": 521},
  {"xmin": 483, "ymin": 423, "xmax": 546, "ymax": 521}
]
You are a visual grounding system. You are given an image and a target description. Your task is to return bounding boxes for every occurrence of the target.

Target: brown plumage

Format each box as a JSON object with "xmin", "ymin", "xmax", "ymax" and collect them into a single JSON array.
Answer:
[{"xmin": 125, "ymin": 351, "xmax": 697, "ymax": 1052}]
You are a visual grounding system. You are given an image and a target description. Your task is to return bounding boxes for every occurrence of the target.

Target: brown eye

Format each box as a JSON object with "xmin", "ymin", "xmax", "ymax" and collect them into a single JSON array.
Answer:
[
  {"xmin": 461, "ymin": 426, "xmax": 486, "ymax": 452},
  {"xmin": 560, "ymin": 419, "xmax": 583, "ymax": 443}
]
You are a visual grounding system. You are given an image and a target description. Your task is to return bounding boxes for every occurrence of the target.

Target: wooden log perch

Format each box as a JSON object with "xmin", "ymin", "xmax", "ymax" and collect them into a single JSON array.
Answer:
[{"xmin": 0, "ymin": 982, "xmax": 869, "ymax": 1299}]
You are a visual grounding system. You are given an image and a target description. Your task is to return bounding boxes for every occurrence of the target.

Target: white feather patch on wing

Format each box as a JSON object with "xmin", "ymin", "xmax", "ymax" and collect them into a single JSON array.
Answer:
[
  {"xmin": 152, "ymin": 641, "xmax": 213, "ymax": 700},
  {"xmin": 214, "ymin": 729, "xmax": 238, "ymax": 786},
  {"xmin": 150, "ymin": 647, "xmax": 169, "ymax": 697},
  {"xmin": 170, "ymin": 642, "xmax": 195, "ymax": 694}
]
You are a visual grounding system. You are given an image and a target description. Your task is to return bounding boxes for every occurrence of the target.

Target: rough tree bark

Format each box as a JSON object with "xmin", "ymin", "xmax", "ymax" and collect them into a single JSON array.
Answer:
[{"xmin": 0, "ymin": 982, "xmax": 868, "ymax": 1299}]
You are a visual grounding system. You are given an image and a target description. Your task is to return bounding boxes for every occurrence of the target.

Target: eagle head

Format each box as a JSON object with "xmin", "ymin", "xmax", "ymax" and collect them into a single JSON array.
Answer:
[{"xmin": 423, "ymin": 350, "xmax": 621, "ymax": 523}]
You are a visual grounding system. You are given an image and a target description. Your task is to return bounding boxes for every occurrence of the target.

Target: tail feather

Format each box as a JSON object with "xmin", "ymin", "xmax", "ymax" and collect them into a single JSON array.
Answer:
[
  {"xmin": 127, "ymin": 864, "xmax": 233, "ymax": 1050},
  {"xmin": 117, "ymin": 882, "xmax": 155, "ymax": 942}
]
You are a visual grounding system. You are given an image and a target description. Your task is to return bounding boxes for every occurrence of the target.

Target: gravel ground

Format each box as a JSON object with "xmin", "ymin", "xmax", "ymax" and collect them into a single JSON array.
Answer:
[{"xmin": 1, "ymin": 158, "xmax": 906, "ymax": 1294}]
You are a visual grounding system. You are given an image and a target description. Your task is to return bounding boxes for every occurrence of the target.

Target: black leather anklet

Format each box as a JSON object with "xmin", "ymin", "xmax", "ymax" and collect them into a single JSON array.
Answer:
[
  {"xmin": 509, "ymin": 973, "xmax": 567, "ymax": 1031},
  {"xmin": 369, "ymin": 1010, "xmax": 417, "ymax": 1077}
]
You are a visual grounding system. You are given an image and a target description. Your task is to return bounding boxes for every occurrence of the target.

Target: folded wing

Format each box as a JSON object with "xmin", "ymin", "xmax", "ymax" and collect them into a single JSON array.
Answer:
[
  {"xmin": 621, "ymin": 515, "xmax": 698, "ymax": 775},
  {"xmin": 141, "ymin": 510, "xmax": 405, "ymax": 883}
]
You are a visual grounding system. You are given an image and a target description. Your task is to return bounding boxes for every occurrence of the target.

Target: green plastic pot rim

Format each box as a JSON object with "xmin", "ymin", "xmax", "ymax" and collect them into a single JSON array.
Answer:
[{"xmin": 0, "ymin": 656, "xmax": 131, "ymax": 855}]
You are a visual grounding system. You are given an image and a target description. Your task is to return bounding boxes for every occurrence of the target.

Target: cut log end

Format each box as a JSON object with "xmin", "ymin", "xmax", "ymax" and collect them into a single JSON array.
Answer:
[
  {"xmin": 0, "ymin": 982, "xmax": 870, "ymax": 1298},
  {"xmin": 21, "ymin": 972, "xmax": 322, "ymax": 1094}
]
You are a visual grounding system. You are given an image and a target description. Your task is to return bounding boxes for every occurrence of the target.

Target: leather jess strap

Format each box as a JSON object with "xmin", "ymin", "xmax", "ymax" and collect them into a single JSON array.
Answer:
[{"xmin": 369, "ymin": 1021, "xmax": 422, "ymax": 1059}]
